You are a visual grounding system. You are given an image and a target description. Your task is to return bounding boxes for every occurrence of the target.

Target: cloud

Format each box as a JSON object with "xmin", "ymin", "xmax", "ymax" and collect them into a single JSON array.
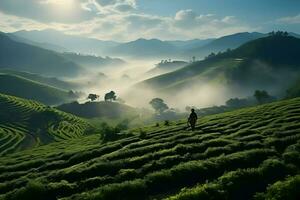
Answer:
[
  {"xmin": 277, "ymin": 14, "xmax": 300, "ymax": 24},
  {"xmin": 0, "ymin": 1, "xmax": 252, "ymax": 41},
  {"xmin": 0, "ymin": 0, "xmax": 98, "ymax": 23}
]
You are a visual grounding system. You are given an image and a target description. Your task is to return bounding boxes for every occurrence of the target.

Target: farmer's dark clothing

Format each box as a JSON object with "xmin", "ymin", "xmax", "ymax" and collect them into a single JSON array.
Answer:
[{"xmin": 188, "ymin": 111, "xmax": 198, "ymax": 131}]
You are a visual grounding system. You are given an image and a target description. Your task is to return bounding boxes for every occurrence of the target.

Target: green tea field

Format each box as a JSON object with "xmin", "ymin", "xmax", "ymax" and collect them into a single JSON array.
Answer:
[
  {"xmin": 0, "ymin": 97, "xmax": 300, "ymax": 200},
  {"xmin": 0, "ymin": 93, "xmax": 92, "ymax": 156}
]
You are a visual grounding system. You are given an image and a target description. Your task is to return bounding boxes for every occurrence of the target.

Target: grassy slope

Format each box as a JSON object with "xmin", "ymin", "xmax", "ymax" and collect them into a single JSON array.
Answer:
[
  {"xmin": 139, "ymin": 58, "xmax": 241, "ymax": 93},
  {"xmin": 0, "ymin": 97, "xmax": 300, "ymax": 200},
  {"xmin": 0, "ymin": 69, "xmax": 76, "ymax": 90},
  {"xmin": 0, "ymin": 93, "xmax": 92, "ymax": 156},
  {"xmin": 0, "ymin": 73, "xmax": 75, "ymax": 105},
  {"xmin": 139, "ymin": 36, "xmax": 300, "ymax": 93},
  {"xmin": 0, "ymin": 33, "xmax": 82, "ymax": 77},
  {"xmin": 56, "ymin": 101, "xmax": 138, "ymax": 119},
  {"xmin": 285, "ymin": 75, "xmax": 300, "ymax": 99}
]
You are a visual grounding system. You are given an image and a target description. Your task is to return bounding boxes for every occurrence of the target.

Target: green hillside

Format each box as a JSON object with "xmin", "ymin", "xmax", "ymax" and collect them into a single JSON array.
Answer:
[
  {"xmin": 0, "ymin": 69, "xmax": 76, "ymax": 90},
  {"xmin": 0, "ymin": 33, "xmax": 82, "ymax": 77},
  {"xmin": 139, "ymin": 35, "xmax": 300, "ymax": 94},
  {"xmin": 0, "ymin": 73, "xmax": 77, "ymax": 105},
  {"xmin": 56, "ymin": 101, "xmax": 138, "ymax": 119},
  {"xmin": 0, "ymin": 93, "xmax": 92, "ymax": 156},
  {"xmin": 0, "ymin": 97, "xmax": 300, "ymax": 200},
  {"xmin": 217, "ymin": 35, "xmax": 300, "ymax": 65},
  {"xmin": 184, "ymin": 32, "xmax": 266, "ymax": 58},
  {"xmin": 286, "ymin": 77, "xmax": 300, "ymax": 99}
]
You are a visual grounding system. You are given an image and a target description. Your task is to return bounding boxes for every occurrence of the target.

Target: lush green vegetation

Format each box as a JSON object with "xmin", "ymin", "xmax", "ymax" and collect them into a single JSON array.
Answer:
[
  {"xmin": 0, "ymin": 97, "xmax": 299, "ymax": 199},
  {"xmin": 139, "ymin": 35, "xmax": 300, "ymax": 95},
  {"xmin": 0, "ymin": 33, "xmax": 82, "ymax": 77},
  {"xmin": 0, "ymin": 93, "xmax": 92, "ymax": 156},
  {"xmin": 0, "ymin": 73, "xmax": 77, "ymax": 105},
  {"xmin": 56, "ymin": 101, "xmax": 138, "ymax": 119},
  {"xmin": 0, "ymin": 69, "xmax": 76, "ymax": 90}
]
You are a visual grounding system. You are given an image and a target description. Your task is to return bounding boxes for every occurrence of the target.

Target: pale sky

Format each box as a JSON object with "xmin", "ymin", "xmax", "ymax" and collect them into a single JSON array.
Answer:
[{"xmin": 0, "ymin": 0, "xmax": 299, "ymax": 41}]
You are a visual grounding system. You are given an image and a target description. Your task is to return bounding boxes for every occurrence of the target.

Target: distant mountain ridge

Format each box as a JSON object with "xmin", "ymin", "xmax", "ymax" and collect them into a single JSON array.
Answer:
[
  {"xmin": 13, "ymin": 29, "xmax": 119, "ymax": 56},
  {"xmin": 183, "ymin": 32, "xmax": 267, "ymax": 58},
  {"xmin": 108, "ymin": 38, "xmax": 178, "ymax": 58},
  {"xmin": 8, "ymin": 29, "xmax": 300, "ymax": 61},
  {"xmin": 0, "ymin": 32, "xmax": 82, "ymax": 77},
  {"xmin": 138, "ymin": 35, "xmax": 300, "ymax": 98}
]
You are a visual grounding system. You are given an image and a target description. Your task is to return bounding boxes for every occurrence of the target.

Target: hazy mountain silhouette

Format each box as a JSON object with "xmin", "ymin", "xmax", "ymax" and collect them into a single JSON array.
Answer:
[
  {"xmin": 108, "ymin": 38, "xmax": 178, "ymax": 58},
  {"xmin": 184, "ymin": 32, "xmax": 267, "ymax": 58},
  {"xmin": 61, "ymin": 52, "xmax": 125, "ymax": 69},
  {"xmin": 6, "ymin": 33, "xmax": 68, "ymax": 52},
  {"xmin": 0, "ymin": 32, "xmax": 82, "ymax": 77},
  {"xmin": 139, "ymin": 35, "xmax": 300, "ymax": 96},
  {"xmin": 13, "ymin": 29, "xmax": 119, "ymax": 55}
]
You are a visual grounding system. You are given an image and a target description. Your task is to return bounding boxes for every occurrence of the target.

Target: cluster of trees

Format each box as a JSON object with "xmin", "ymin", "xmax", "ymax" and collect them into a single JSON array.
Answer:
[
  {"xmin": 189, "ymin": 90, "xmax": 276, "ymax": 116},
  {"xmin": 87, "ymin": 91, "xmax": 118, "ymax": 102},
  {"xmin": 254, "ymin": 90, "xmax": 275, "ymax": 104},
  {"xmin": 268, "ymin": 31, "xmax": 289, "ymax": 37},
  {"xmin": 160, "ymin": 59, "xmax": 172, "ymax": 64},
  {"xmin": 99, "ymin": 120, "xmax": 133, "ymax": 142},
  {"xmin": 149, "ymin": 98, "xmax": 169, "ymax": 114},
  {"xmin": 205, "ymin": 48, "xmax": 232, "ymax": 60},
  {"xmin": 149, "ymin": 98, "xmax": 182, "ymax": 121}
]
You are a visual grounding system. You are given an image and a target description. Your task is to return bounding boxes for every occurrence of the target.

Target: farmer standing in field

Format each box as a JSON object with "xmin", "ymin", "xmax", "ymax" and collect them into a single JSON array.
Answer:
[{"xmin": 188, "ymin": 109, "xmax": 198, "ymax": 131}]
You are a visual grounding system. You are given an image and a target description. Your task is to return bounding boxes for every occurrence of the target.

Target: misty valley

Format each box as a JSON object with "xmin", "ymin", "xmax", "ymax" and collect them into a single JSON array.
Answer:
[{"xmin": 0, "ymin": 1, "xmax": 300, "ymax": 199}]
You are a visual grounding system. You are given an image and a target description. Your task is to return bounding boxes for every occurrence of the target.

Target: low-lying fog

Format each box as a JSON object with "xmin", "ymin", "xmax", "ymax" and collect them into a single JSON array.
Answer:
[{"xmin": 64, "ymin": 57, "xmax": 273, "ymax": 111}]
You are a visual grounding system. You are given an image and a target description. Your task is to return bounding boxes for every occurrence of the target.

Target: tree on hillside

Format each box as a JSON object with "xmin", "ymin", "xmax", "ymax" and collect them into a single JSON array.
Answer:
[
  {"xmin": 268, "ymin": 31, "xmax": 289, "ymax": 37},
  {"xmin": 205, "ymin": 52, "xmax": 216, "ymax": 60},
  {"xmin": 226, "ymin": 98, "xmax": 252, "ymax": 108},
  {"xmin": 87, "ymin": 94, "xmax": 99, "ymax": 102},
  {"xmin": 105, "ymin": 91, "xmax": 117, "ymax": 101},
  {"xmin": 149, "ymin": 98, "xmax": 169, "ymax": 113},
  {"xmin": 254, "ymin": 90, "xmax": 273, "ymax": 104}
]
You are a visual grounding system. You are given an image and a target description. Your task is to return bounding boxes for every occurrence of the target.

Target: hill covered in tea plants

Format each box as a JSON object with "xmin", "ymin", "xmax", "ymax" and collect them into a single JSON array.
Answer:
[
  {"xmin": 0, "ymin": 73, "xmax": 77, "ymax": 105},
  {"xmin": 0, "ymin": 97, "xmax": 300, "ymax": 200},
  {"xmin": 0, "ymin": 93, "xmax": 92, "ymax": 156}
]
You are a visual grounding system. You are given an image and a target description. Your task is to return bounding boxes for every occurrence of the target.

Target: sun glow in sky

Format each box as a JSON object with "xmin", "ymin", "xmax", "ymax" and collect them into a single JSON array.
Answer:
[{"xmin": 0, "ymin": 0, "xmax": 299, "ymax": 41}]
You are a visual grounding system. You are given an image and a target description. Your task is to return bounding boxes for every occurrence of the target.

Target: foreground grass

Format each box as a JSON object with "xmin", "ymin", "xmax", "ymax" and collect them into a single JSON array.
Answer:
[{"xmin": 0, "ymin": 98, "xmax": 300, "ymax": 200}]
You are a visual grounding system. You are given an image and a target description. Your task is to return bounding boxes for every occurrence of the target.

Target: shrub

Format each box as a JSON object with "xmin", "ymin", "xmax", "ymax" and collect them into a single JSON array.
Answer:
[
  {"xmin": 164, "ymin": 120, "xmax": 170, "ymax": 126},
  {"xmin": 254, "ymin": 175, "xmax": 300, "ymax": 200},
  {"xmin": 139, "ymin": 129, "xmax": 147, "ymax": 139},
  {"xmin": 4, "ymin": 181, "xmax": 55, "ymax": 200}
]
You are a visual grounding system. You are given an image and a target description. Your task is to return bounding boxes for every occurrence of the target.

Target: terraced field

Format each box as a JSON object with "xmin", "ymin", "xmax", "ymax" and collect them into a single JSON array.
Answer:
[
  {"xmin": 0, "ymin": 98, "xmax": 300, "ymax": 200},
  {"xmin": 0, "ymin": 93, "xmax": 92, "ymax": 156}
]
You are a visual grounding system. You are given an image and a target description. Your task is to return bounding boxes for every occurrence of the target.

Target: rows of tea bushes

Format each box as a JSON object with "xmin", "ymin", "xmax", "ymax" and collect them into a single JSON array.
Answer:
[
  {"xmin": 0, "ymin": 97, "xmax": 300, "ymax": 199},
  {"xmin": 0, "ymin": 93, "xmax": 92, "ymax": 156}
]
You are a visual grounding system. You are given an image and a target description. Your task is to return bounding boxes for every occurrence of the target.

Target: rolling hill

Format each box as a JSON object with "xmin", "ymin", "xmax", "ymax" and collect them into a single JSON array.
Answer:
[
  {"xmin": 146, "ymin": 60, "xmax": 188, "ymax": 77},
  {"xmin": 6, "ymin": 32, "xmax": 68, "ymax": 53},
  {"xmin": 61, "ymin": 53, "xmax": 125, "ymax": 69},
  {"xmin": 13, "ymin": 29, "xmax": 119, "ymax": 56},
  {"xmin": 0, "ymin": 69, "xmax": 76, "ymax": 90},
  {"xmin": 184, "ymin": 32, "xmax": 266, "ymax": 58},
  {"xmin": 0, "ymin": 32, "xmax": 82, "ymax": 77},
  {"xmin": 109, "ymin": 38, "xmax": 178, "ymax": 58},
  {"xmin": 0, "ymin": 93, "xmax": 92, "ymax": 156},
  {"xmin": 0, "ymin": 73, "xmax": 78, "ymax": 105},
  {"xmin": 56, "ymin": 101, "xmax": 138, "ymax": 119},
  {"xmin": 286, "ymin": 77, "xmax": 300, "ymax": 99},
  {"xmin": 139, "ymin": 35, "xmax": 300, "ymax": 96},
  {"xmin": 0, "ymin": 97, "xmax": 299, "ymax": 199}
]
